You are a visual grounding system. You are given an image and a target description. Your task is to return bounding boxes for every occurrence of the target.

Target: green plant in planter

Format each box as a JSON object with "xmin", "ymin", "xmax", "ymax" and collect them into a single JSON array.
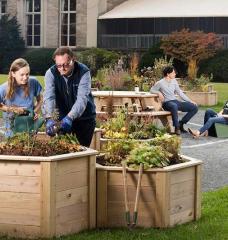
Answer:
[
  {"xmin": 0, "ymin": 132, "xmax": 81, "ymax": 156},
  {"xmin": 149, "ymin": 134, "xmax": 181, "ymax": 163},
  {"xmin": 126, "ymin": 144, "xmax": 171, "ymax": 169},
  {"xmin": 101, "ymin": 110, "xmax": 166, "ymax": 140},
  {"xmin": 185, "ymin": 74, "xmax": 213, "ymax": 92},
  {"xmin": 100, "ymin": 139, "xmax": 136, "ymax": 165}
]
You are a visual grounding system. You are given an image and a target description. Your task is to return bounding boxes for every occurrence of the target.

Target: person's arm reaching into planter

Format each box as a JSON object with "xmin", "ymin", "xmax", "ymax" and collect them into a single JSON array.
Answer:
[{"xmin": 43, "ymin": 47, "xmax": 96, "ymax": 147}]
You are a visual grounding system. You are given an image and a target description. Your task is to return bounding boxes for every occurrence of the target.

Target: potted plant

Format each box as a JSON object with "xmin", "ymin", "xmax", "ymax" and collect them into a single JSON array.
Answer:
[
  {"xmin": 0, "ymin": 133, "xmax": 97, "ymax": 239},
  {"xmin": 96, "ymin": 134, "xmax": 202, "ymax": 228}
]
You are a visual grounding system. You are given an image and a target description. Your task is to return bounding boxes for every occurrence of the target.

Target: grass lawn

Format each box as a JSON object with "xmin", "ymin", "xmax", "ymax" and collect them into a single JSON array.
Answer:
[{"xmin": 0, "ymin": 186, "xmax": 227, "ymax": 240}]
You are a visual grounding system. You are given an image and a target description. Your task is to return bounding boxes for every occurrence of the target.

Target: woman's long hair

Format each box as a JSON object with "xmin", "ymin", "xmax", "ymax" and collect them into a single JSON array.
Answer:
[{"xmin": 6, "ymin": 58, "xmax": 30, "ymax": 100}]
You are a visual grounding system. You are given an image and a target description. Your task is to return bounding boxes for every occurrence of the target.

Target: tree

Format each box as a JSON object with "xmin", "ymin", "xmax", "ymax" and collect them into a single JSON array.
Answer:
[
  {"xmin": 0, "ymin": 15, "xmax": 25, "ymax": 73},
  {"xmin": 161, "ymin": 28, "xmax": 223, "ymax": 80}
]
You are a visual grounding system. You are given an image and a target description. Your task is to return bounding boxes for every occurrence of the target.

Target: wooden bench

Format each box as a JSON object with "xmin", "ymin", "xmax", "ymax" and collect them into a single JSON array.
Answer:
[{"xmin": 96, "ymin": 110, "xmax": 172, "ymax": 131}]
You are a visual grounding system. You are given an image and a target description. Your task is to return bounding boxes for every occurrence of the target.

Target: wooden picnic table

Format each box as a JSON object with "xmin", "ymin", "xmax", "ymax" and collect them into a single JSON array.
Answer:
[{"xmin": 92, "ymin": 90, "xmax": 162, "ymax": 111}]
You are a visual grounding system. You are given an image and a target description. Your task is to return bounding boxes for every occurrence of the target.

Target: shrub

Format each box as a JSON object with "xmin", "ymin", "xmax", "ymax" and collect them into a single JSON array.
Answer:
[
  {"xmin": 21, "ymin": 48, "xmax": 55, "ymax": 75},
  {"xmin": 76, "ymin": 47, "xmax": 119, "ymax": 76},
  {"xmin": 0, "ymin": 15, "xmax": 25, "ymax": 73},
  {"xmin": 199, "ymin": 50, "xmax": 228, "ymax": 82},
  {"xmin": 139, "ymin": 43, "xmax": 163, "ymax": 70}
]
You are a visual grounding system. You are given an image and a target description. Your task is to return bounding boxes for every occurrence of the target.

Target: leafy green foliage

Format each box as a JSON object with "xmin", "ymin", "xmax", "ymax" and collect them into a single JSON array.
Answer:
[
  {"xmin": 0, "ymin": 15, "xmax": 25, "ymax": 73},
  {"xmin": 149, "ymin": 134, "xmax": 181, "ymax": 163},
  {"xmin": 101, "ymin": 110, "xmax": 166, "ymax": 140},
  {"xmin": 126, "ymin": 145, "xmax": 170, "ymax": 169},
  {"xmin": 77, "ymin": 47, "xmax": 119, "ymax": 77},
  {"xmin": 103, "ymin": 139, "xmax": 136, "ymax": 165},
  {"xmin": 21, "ymin": 48, "xmax": 55, "ymax": 75},
  {"xmin": 0, "ymin": 133, "xmax": 81, "ymax": 156},
  {"xmin": 199, "ymin": 49, "xmax": 228, "ymax": 82}
]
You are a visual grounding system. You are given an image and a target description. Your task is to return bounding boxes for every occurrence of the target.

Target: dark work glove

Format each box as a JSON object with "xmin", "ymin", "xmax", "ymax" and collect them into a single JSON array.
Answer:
[
  {"xmin": 46, "ymin": 119, "xmax": 56, "ymax": 137},
  {"xmin": 60, "ymin": 116, "xmax": 73, "ymax": 133}
]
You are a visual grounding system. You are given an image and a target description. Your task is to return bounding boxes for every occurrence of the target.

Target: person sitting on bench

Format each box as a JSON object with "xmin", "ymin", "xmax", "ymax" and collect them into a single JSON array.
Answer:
[
  {"xmin": 150, "ymin": 66, "xmax": 198, "ymax": 135},
  {"xmin": 188, "ymin": 103, "xmax": 228, "ymax": 138}
]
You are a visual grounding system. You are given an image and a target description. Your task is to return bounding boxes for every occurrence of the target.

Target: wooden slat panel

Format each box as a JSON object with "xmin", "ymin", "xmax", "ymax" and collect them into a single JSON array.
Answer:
[
  {"xmin": 0, "ymin": 207, "xmax": 40, "ymax": 226},
  {"xmin": 56, "ymin": 218, "xmax": 88, "ymax": 236},
  {"xmin": 195, "ymin": 165, "xmax": 202, "ymax": 220},
  {"xmin": 170, "ymin": 180, "xmax": 195, "ymax": 200},
  {"xmin": 0, "ymin": 162, "xmax": 40, "ymax": 176},
  {"xmin": 40, "ymin": 162, "xmax": 56, "ymax": 238},
  {"xmin": 170, "ymin": 167, "xmax": 195, "ymax": 184},
  {"xmin": 107, "ymin": 185, "xmax": 156, "ymax": 202},
  {"xmin": 56, "ymin": 157, "xmax": 88, "ymax": 176},
  {"xmin": 0, "ymin": 176, "xmax": 40, "ymax": 193},
  {"xmin": 170, "ymin": 195, "xmax": 194, "ymax": 215},
  {"xmin": 170, "ymin": 209, "xmax": 194, "ymax": 226},
  {"xmin": 0, "ymin": 192, "xmax": 40, "ymax": 209},
  {"xmin": 107, "ymin": 202, "xmax": 155, "ymax": 227},
  {"xmin": 56, "ymin": 203, "xmax": 87, "ymax": 224},
  {"xmin": 96, "ymin": 170, "xmax": 108, "ymax": 227},
  {"xmin": 56, "ymin": 170, "xmax": 88, "ymax": 191},
  {"xmin": 56, "ymin": 186, "xmax": 88, "ymax": 209},
  {"xmin": 0, "ymin": 223, "xmax": 40, "ymax": 239},
  {"xmin": 155, "ymin": 172, "xmax": 170, "ymax": 227},
  {"xmin": 108, "ymin": 171, "xmax": 156, "ymax": 187},
  {"xmin": 88, "ymin": 156, "xmax": 96, "ymax": 229}
]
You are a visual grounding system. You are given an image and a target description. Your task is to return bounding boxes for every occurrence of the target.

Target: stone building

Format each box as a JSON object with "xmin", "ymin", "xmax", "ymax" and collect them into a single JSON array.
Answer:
[
  {"xmin": 1, "ymin": 0, "xmax": 127, "ymax": 48},
  {"xmin": 2, "ymin": 0, "xmax": 228, "ymax": 50}
]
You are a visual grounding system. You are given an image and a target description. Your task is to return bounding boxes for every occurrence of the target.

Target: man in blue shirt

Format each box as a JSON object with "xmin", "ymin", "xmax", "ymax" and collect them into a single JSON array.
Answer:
[{"xmin": 43, "ymin": 47, "xmax": 96, "ymax": 147}]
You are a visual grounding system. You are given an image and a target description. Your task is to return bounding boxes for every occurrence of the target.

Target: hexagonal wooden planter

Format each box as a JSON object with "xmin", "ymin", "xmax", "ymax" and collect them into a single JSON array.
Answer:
[
  {"xmin": 0, "ymin": 149, "xmax": 97, "ymax": 239},
  {"xmin": 184, "ymin": 91, "xmax": 217, "ymax": 106},
  {"xmin": 97, "ymin": 155, "xmax": 202, "ymax": 228}
]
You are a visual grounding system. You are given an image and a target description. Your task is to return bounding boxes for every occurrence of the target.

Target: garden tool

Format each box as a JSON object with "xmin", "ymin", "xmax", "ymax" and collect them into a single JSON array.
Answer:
[
  {"xmin": 122, "ymin": 162, "xmax": 143, "ymax": 228},
  {"xmin": 13, "ymin": 109, "xmax": 44, "ymax": 134}
]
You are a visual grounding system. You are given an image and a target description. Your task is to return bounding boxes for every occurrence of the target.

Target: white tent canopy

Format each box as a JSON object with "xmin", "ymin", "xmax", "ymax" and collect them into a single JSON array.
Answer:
[{"xmin": 99, "ymin": 0, "xmax": 228, "ymax": 19}]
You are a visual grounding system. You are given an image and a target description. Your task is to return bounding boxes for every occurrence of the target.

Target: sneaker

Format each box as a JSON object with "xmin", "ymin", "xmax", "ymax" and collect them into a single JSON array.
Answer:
[
  {"xmin": 174, "ymin": 127, "xmax": 181, "ymax": 135},
  {"xmin": 179, "ymin": 121, "xmax": 188, "ymax": 133}
]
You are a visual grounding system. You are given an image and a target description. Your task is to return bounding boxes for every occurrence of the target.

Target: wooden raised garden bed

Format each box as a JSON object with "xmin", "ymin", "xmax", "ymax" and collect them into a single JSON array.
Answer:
[
  {"xmin": 184, "ymin": 91, "xmax": 217, "ymax": 106},
  {"xmin": 97, "ymin": 155, "xmax": 202, "ymax": 228},
  {"xmin": 0, "ymin": 149, "xmax": 97, "ymax": 239}
]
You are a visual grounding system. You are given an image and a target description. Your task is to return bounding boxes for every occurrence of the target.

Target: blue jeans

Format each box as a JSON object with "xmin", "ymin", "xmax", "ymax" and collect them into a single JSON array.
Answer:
[
  {"xmin": 162, "ymin": 100, "xmax": 198, "ymax": 128},
  {"xmin": 199, "ymin": 109, "xmax": 228, "ymax": 134}
]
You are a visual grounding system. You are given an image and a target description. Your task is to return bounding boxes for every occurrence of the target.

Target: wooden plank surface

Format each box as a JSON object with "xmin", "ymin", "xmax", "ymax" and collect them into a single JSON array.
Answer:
[
  {"xmin": 56, "ymin": 157, "xmax": 88, "ymax": 175},
  {"xmin": 170, "ymin": 180, "xmax": 195, "ymax": 200},
  {"xmin": 56, "ymin": 186, "xmax": 88, "ymax": 209},
  {"xmin": 96, "ymin": 170, "xmax": 108, "ymax": 227},
  {"xmin": 88, "ymin": 156, "xmax": 96, "ymax": 229},
  {"xmin": 0, "ymin": 175, "xmax": 40, "ymax": 193},
  {"xmin": 195, "ymin": 165, "xmax": 202, "ymax": 220},
  {"xmin": 56, "ymin": 170, "xmax": 88, "ymax": 191},
  {"xmin": 0, "ymin": 223, "xmax": 40, "ymax": 239},
  {"xmin": 0, "ymin": 162, "xmax": 40, "ymax": 176},
  {"xmin": 40, "ymin": 162, "xmax": 56, "ymax": 238},
  {"xmin": 0, "ymin": 192, "xmax": 40, "ymax": 209}
]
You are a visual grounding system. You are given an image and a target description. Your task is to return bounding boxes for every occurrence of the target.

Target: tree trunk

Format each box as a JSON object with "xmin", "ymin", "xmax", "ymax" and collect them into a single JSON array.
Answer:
[{"xmin": 187, "ymin": 59, "xmax": 198, "ymax": 80}]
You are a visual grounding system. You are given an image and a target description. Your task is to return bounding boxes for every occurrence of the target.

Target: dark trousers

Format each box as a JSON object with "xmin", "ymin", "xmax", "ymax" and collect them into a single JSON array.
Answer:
[
  {"xmin": 72, "ymin": 118, "xmax": 96, "ymax": 147},
  {"xmin": 162, "ymin": 100, "xmax": 198, "ymax": 128}
]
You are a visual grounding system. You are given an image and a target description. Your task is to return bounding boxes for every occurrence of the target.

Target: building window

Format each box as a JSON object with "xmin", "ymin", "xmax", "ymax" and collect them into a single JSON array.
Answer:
[
  {"xmin": 26, "ymin": 0, "xmax": 41, "ymax": 46},
  {"xmin": 0, "ymin": 0, "xmax": 7, "ymax": 19},
  {"xmin": 60, "ymin": 0, "xmax": 76, "ymax": 46}
]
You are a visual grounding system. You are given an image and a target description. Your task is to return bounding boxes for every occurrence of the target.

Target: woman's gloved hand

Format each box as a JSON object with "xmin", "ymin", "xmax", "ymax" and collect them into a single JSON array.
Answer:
[
  {"xmin": 60, "ymin": 116, "xmax": 72, "ymax": 133},
  {"xmin": 46, "ymin": 119, "xmax": 56, "ymax": 137}
]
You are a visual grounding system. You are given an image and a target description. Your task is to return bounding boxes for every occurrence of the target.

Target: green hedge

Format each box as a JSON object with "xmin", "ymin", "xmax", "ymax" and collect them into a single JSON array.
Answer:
[
  {"xmin": 199, "ymin": 49, "xmax": 228, "ymax": 82},
  {"xmin": 76, "ymin": 47, "xmax": 119, "ymax": 76},
  {"xmin": 21, "ymin": 48, "xmax": 55, "ymax": 75}
]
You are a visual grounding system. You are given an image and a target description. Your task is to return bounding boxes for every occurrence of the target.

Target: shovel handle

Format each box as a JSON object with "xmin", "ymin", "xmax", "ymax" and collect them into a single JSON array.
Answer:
[
  {"xmin": 133, "ymin": 163, "xmax": 143, "ymax": 214},
  {"xmin": 122, "ymin": 163, "xmax": 129, "ymax": 212}
]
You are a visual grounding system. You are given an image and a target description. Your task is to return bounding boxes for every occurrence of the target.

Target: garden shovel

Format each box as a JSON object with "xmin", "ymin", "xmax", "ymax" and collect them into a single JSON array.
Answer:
[{"xmin": 122, "ymin": 162, "xmax": 143, "ymax": 228}]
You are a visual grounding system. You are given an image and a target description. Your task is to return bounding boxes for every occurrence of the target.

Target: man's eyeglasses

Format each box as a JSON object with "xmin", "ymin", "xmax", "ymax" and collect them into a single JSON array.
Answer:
[{"xmin": 56, "ymin": 60, "xmax": 73, "ymax": 69}]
